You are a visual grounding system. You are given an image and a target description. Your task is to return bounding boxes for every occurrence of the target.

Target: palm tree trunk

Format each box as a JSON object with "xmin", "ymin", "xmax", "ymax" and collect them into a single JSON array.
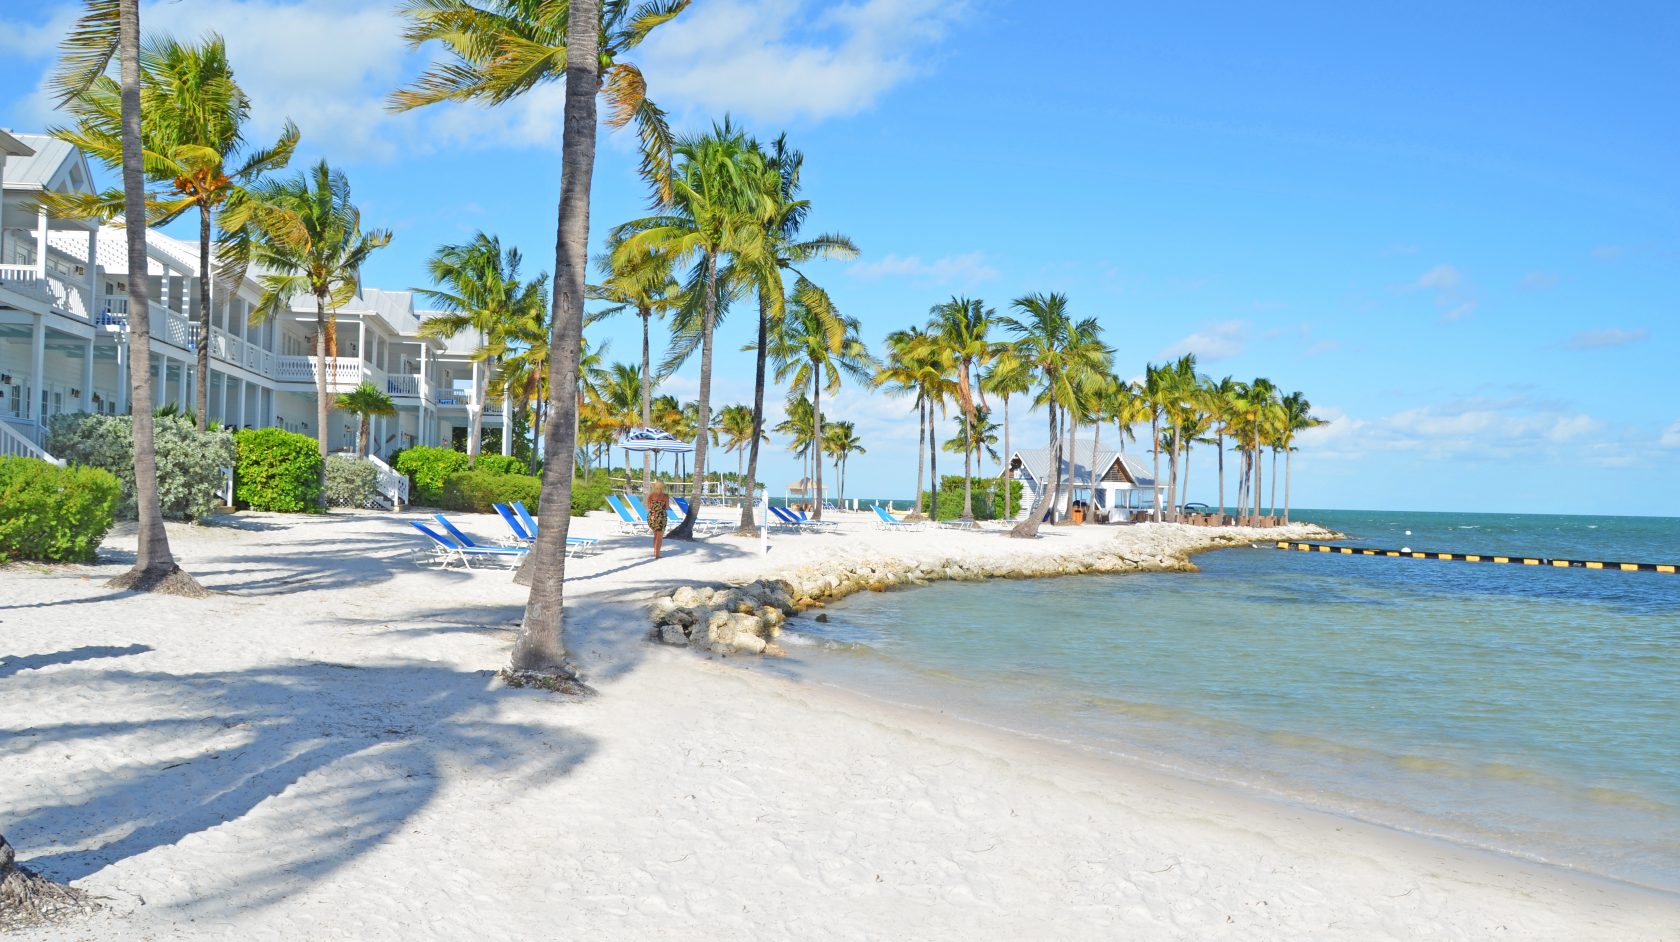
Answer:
[
  {"xmin": 1284, "ymin": 447, "xmax": 1292, "ymax": 524},
  {"xmin": 511, "ymin": 0, "xmax": 597, "ymax": 685},
  {"xmin": 1063, "ymin": 416, "xmax": 1077, "ymax": 525},
  {"xmin": 1183, "ymin": 437, "xmax": 1193, "ymax": 516},
  {"xmin": 737, "ymin": 292, "xmax": 770, "ymax": 530},
  {"xmin": 928, "ymin": 400, "xmax": 939, "ymax": 521},
  {"xmin": 1270, "ymin": 449, "xmax": 1279, "ymax": 518},
  {"xmin": 1009, "ymin": 402, "xmax": 1059, "ymax": 539},
  {"xmin": 811, "ymin": 367, "xmax": 824, "ymax": 520},
  {"xmin": 909, "ymin": 396, "xmax": 927, "ymax": 519},
  {"xmin": 1001, "ymin": 392, "xmax": 1012, "ymax": 519},
  {"xmin": 1089, "ymin": 421, "xmax": 1100, "ymax": 525},
  {"xmin": 1150, "ymin": 412, "xmax": 1161, "ymax": 522},
  {"xmin": 195, "ymin": 203, "xmax": 212, "ymax": 430},
  {"xmin": 669, "ymin": 251, "xmax": 718, "ymax": 540},
  {"xmin": 357, "ymin": 416, "xmax": 368, "ymax": 457},
  {"xmin": 1253, "ymin": 433, "xmax": 1263, "ymax": 524},
  {"xmin": 1217, "ymin": 433, "xmax": 1226, "ymax": 523},
  {"xmin": 106, "ymin": 0, "xmax": 200, "ymax": 595},
  {"xmin": 467, "ymin": 370, "xmax": 484, "ymax": 466},
  {"xmin": 640, "ymin": 306, "xmax": 652, "ymax": 491},
  {"xmin": 960, "ymin": 404, "xmax": 974, "ymax": 520}
]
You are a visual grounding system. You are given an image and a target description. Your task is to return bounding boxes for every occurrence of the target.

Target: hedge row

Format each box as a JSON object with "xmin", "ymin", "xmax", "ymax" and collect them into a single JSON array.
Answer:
[
  {"xmin": 324, "ymin": 454, "xmax": 378, "ymax": 508},
  {"xmin": 438, "ymin": 470, "xmax": 614, "ymax": 517},
  {"xmin": 46, "ymin": 413, "xmax": 233, "ymax": 521},
  {"xmin": 234, "ymin": 428, "xmax": 323, "ymax": 512},
  {"xmin": 0, "ymin": 456, "xmax": 120, "ymax": 563},
  {"xmin": 922, "ymin": 475, "xmax": 1026, "ymax": 521}
]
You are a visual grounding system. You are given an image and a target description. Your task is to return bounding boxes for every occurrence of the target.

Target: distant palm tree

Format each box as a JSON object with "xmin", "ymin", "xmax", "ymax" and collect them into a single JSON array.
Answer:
[
  {"xmin": 764, "ymin": 280, "xmax": 876, "ymax": 519},
  {"xmin": 823, "ymin": 420, "xmax": 864, "ymax": 506},
  {"xmin": 248, "ymin": 160, "xmax": 392, "ymax": 503},
  {"xmin": 929, "ymin": 296, "xmax": 997, "ymax": 521},
  {"xmin": 590, "ymin": 246, "xmax": 678, "ymax": 487},
  {"xmin": 50, "ymin": 32, "xmax": 299, "ymax": 431},
  {"xmin": 51, "ymin": 0, "xmax": 208, "ymax": 593},
  {"xmin": 416, "ymin": 232, "xmax": 547, "ymax": 465},
  {"xmin": 1201, "ymin": 375, "xmax": 1241, "ymax": 522},
  {"xmin": 392, "ymin": 0, "xmax": 687, "ymax": 678},
  {"xmin": 876, "ymin": 327, "xmax": 933, "ymax": 518},
  {"xmin": 334, "ymin": 381, "xmax": 395, "ymax": 458},
  {"xmin": 980, "ymin": 348, "xmax": 1032, "ymax": 518},
  {"xmin": 775, "ymin": 396, "xmax": 818, "ymax": 488},
  {"xmin": 1278, "ymin": 391, "xmax": 1324, "ymax": 523},
  {"xmin": 716, "ymin": 402, "xmax": 762, "ymax": 492}
]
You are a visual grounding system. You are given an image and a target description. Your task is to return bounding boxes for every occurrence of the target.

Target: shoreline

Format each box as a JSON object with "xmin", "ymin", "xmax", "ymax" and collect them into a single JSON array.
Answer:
[{"xmin": 3, "ymin": 509, "xmax": 1675, "ymax": 939}]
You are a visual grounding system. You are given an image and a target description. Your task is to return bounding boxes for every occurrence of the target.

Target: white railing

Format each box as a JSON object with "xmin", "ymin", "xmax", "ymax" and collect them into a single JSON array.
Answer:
[
  {"xmin": 275, "ymin": 355, "xmax": 380, "ymax": 389},
  {"xmin": 366, "ymin": 454, "xmax": 408, "ymax": 509},
  {"xmin": 0, "ymin": 265, "xmax": 41, "ymax": 289},
  {"xmin": 42, "ymin": 276, "xmax": 93, "ymax": 320},
  {"xmin": 0, "ymin": 416, "xmax": 63, "ymax": 465},
  {"xmin": 385, "ymin": 373, "xmax": 420, "ymax": 398},
  {"xmin": 149, "ymin": 307, "xmax": 196, "ymax": 350}
]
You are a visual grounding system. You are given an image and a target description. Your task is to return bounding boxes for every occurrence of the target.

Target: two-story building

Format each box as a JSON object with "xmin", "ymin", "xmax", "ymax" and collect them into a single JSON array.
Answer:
[{"xmin": 0, "ymin": 130, "xmax": 510, "ymax": 464}]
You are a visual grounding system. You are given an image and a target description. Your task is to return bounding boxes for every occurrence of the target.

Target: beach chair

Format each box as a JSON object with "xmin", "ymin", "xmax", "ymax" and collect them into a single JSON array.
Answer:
[
  {"xmin": 871, "ymin": 504, "xmax": 926, "ymax": 531},
  {"xmin": 493, "ymin": 502, "xmax": 534, "ymax": 545},
  {"xmin": 497, "ymin": 502, "xmax": 600, "ymax": 557},
  {"xmin": 789, "ymin": 507, "xmax": 839, "ymax": 530},
  {"xmin": 672, "ymin": 497, "xmax": 729, "ymax": 536},
  {"xmin": 769, "ymin": 505, "xmax": 813, "ymax": 530},
  {"xmin": 410, "ymin": 521, "xmax": 526, "ymax": 570},
  {"xmin": 605, "ymin": 494, "xmax": 646, "ymax": 534}
]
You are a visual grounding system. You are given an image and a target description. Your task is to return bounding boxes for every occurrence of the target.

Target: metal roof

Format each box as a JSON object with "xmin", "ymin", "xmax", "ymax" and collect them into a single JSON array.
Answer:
[
  {"xmin": 1011, "ymin": 446, "xmax": 1157, "ymax": 489},
  {"xmin": 0, "ymin": 130, "xmax": 34, "ymax": 158},
  {"xmin": 4, "ymin": 134, "xmax": 83, "ymax": 190}
]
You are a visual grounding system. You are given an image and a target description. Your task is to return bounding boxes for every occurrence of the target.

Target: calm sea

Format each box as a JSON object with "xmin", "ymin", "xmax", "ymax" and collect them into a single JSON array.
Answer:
[{"xmin": 784, "ymin": 509, "xmax": 1680, "ymax": 891}]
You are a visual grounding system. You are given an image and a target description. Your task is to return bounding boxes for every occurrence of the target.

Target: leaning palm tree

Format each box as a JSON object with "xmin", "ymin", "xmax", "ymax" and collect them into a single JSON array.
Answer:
[
  {"xmin": 52, "ymin": 0, "xmax": 203, "ymax": 596},
  {"xmin": 928, "ymin": 296, "xmax": 996, "ymax": 521},
  {"xmin": 415, "ymin": 232, "xmax": 544, "ymax": 465},
  {"xmin": 392, "ymin": 0, "xmax": 686, "ymax": 681},
  {"xmin": 248, "ymin": 160, "xmax": 392, "ymax": 503},
  {"xmin": 50, "ymin": 33, "xmax": 298, "ymax": 431},
  {"xmin": 763, "ymin": 280, "xmax": 876, "ymax": 519},
  {"xmin": 334, "ymin": 381, "xmax": 395, "ymax": 458},
  {"xmin": 613, "ymin": 120, "xmax": 771, "ymax": 538}
]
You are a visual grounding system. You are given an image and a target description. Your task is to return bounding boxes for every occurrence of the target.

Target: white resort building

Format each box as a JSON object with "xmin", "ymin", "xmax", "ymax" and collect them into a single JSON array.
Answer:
[{"xmin": 0, "ymin": 130, "xmax": 511, "ymax": 464}]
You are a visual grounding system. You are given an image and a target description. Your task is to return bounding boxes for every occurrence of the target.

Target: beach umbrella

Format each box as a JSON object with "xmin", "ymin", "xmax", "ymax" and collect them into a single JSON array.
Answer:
[{"xmin": 620, "ymin": 427, "xmax": 695, "ymax": 491}]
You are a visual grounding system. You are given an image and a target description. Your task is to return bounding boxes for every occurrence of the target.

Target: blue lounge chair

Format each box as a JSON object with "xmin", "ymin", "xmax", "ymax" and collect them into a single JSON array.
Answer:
[
  {"xmin": 768, "ymin": 505, "xmax": 805, "ymax": 529},
  {"xmin": 605, "ymin": 494, "xmax": 645, "ymax": 534},
  {"xmin": 433, "ymin": 514, "xmax": 523, "ymax": 555},
  {"xmin": 672, "ymin": 497, "xmax": 729, "ymax": 535},
  {"xmin": 871, "ymin": 504, "xmax": 926, "ymax": 531},
  {"xmin": 410, "ymin": 521, "xmax": 526, "ymax": 570},
  {"xmin": 790, "ymin": 507, "xmax": 838, "ymax": 529},
  {"xmin": 500, "ymin": 501, "xmax": 601, "ymax": 557}
]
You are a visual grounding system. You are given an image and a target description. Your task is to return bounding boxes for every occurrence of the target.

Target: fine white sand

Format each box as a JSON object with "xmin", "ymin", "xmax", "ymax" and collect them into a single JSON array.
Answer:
[{"xmin": 2, "ymin": 508, "xmax": 1676, "ymax": 940}]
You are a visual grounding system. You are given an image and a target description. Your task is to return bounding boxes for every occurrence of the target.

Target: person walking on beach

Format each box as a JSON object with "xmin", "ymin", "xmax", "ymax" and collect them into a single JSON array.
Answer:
[{"xmin": 646, "ymin": 480, "xmax": 670, "ymax": 559}]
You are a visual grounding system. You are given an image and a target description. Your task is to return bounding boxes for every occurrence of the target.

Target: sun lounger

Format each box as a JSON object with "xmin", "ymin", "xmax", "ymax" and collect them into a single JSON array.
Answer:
[
  {"xmin": 605, "ymin": 494, "xmax": 647, "ymax": 534},
  {"xmin": 672, "ymin": 497, "xmax": 730, "ymax": 536},
  {"xmin": 496, "ymin": 502, "xmax": 599, "ymax": 557},
  {"xmin": 769, "ymin": 505, "xmax": 817, "ymax": 530},
  {"xmin": 494, "ymin": 502, "xmax": 534, "ymax": 545},
  {"xmin": 790, "ymin": 507, "xmax": 839, "ymax": 529},
  {"xmin": 410, "ymin": 521, "xmax": 526, "ymax": 570},
  {"xmin": 871, "ymin": 504, "xmax": 926, "ymax": 531}
]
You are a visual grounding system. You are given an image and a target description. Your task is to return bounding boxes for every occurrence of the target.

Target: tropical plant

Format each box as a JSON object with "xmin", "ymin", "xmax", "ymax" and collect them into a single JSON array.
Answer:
[
  {"xmin": 52, "ymin": 0, "xmax": 204, "ymax": 595},
  {"xmin": 822, "ymin": 419, "xmax": 864, "ymax": 506},
  {"xmin": 980, "ymin": 347, "xmax": 1032, "ymax": 518},
  {"xmin": 233, "ymin": 427, "xmax": 323, "ymax": 512},
  {"xmin": 0, "ymin": 456, "xmax": 121, "ymax": 563},
  {"xmin": 323, "ymin": 453, "xmax": 378, "ymax": 508},
  {"xmin": 1200, "ymin": 375, "xmax": 1241, "ymax": 521},
  {"xmin": 1278, "ymin": 391, "xmax": 1324, "ymax": 523},
  {"xmin": 875, "ymin": 327, "xmax": 933, "ymax": 518},
  {"xmin": 334, "ymin": 381, "xmax": 396, "ymax": 458},
  {"xmin": 247, "ymin": 159, "xmax": 392, "ymax": 505},
  {"xmin": 928, "ymin": 296, "xmax": 997, "ymax": 520},
  {"xmin": 416, "ymin": 232, "xmax": 548, "ymax": 464},
  {"xmin": 48, "ymin": 411, "xmax": 234, "ymax": 521},
  {"xmin": 49, "ymin": 33, "xmax": 298, "ymax": 432},
  {"xmin": 590, "ymin": 244, "xmax": 678, "ymax": 486},
  {"xmin": 716, "ymin": 402, "xmax": 762, "ymax": 490}
]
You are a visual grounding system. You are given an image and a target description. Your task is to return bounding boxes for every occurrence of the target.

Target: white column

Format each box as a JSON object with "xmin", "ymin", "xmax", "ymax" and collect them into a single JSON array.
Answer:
[
  {"xmin": 33, "ymin": 208, "xmax": 49, "ymax": 279},
  {"xmin": 177, "ymin": 355, "xmax": 188, "ymax": 408},
  {"xmin": 237, "ymin": 377, "xmax": 247, "ymax": 429},
  {"xmin": 81, "ymin": 338, "xmax": 94, "ymax": 412},
  {"xmin": 30, "ymin": 314, "xmax": 46, "ymax": 433},
  {"xmin": 86, "ymin": 229, "xmax": 99, "ymax": 316},
  {"xmin": 115, "ymin": 335, "xmax": 129, "ymax": 413},
  {"xmin": 501, "ymin": 380, "xmax": 513, "ymax": 456}
]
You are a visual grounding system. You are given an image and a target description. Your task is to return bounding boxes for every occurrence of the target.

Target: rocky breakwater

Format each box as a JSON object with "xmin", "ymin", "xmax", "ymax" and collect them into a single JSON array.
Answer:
[{"xmin": 651, "ymin": 522, "xmax": 1340, "ymax": 657}]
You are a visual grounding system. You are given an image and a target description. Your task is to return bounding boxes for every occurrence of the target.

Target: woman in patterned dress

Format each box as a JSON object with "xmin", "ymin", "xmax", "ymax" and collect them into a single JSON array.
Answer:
[{"xmin": 646, "ymin": 480, "xmax": 670, "ymax": 559}]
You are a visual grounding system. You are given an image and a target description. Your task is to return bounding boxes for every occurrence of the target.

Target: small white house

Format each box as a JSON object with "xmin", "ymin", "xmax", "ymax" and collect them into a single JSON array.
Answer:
[{"xmin": 1006, "ymin": 447, "xmax": 1161, "ymax": 523}]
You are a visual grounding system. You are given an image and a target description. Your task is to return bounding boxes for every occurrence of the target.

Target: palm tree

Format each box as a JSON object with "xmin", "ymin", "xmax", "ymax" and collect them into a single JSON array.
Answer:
[
  {"xmin": 414, "ymin": 232, "xmax": 545, "ymax": 465},
  {"xmin": 481, "ymin": 280, "xmax": 552, "ymax": 473},
  {"xmin": 999, "ymin": 293, "xmax": 1111, "ymax": 538},
  {"xmin": 335, "ymin": 381, "xmax": 395, "ymax": 458},
  {"xmin": 248, "ymin": 160, "xmax": 392, "ymax": 504},
  {"xmin": 53, "ymin": 0, "xmax": 203, "ymax": 595},
  {"xmin": 764, "ymin": 280, "xmax": 876, "ymax": 519},
  {"xmin": 876, "ymin": 327, "xmax": 933, "ymax": 519},
  {"xmin": 716, "ymin": 402, "xmax": 761, "ymax": 493},
  {"xmin": 614, "ymin": 120, "xmax": 771, "ymax": 538},
  {"xmin": 589, "ymin": 245, "xmax": 678, "ymax": 487},
  {"xmin": 928, "ymin": 296, "xmax": 996, "ymax": 521},
  {"xmin": 980, "ymin": 348, "xmax": 1032, "ymax": 519},
  {"xmin": 1156, "ymin": 353, "xmax": 1201, "ymax": 522},
  {"xmin": 393, "ymin": 0, "xmax": 686, "ymax": 680},
  {"xmin": 1201, "ymin": 375, "xmax": 1240, "ymax": 523},
  {"xmin": 1278, "ymin": 391, "xmax": 1324, "ymax": 523},
  {"xmin": 49, "ymin": 33, "xmax": 299, "ymax": 432},
  {"xmin": 775, "ymin": 396, "xmax": 817, "ymax": 486},
  {"xmin": 823, "ymin": 420, "xmax": 864, "ymax": 507}
]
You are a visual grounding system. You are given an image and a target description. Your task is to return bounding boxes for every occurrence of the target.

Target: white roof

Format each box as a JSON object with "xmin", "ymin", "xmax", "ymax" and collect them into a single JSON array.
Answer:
[
  {"xmin": 0, "ymin": 130, "xmax": 34, "ymax": 159},
  {"xmin": 4, "ymin": 133, "xmax": 87, "ymax": 191}
]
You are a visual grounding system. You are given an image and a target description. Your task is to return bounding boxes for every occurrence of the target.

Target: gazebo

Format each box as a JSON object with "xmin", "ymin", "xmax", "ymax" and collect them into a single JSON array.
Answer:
[
  {"xmin": 785, "ymin": 477, "xmax": 824, "ymax": 507},
  {"xmin": 1005, "ymin": 447, "xmax": 1159, "ymax": 523},
  {"xmin": 618, "ymin": 427, "xmax": 694, "ymax": 489}
]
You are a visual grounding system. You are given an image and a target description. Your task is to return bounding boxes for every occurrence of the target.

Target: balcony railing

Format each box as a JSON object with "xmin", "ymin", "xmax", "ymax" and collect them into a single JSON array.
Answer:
[
  {"xmin": 0, "ymin": 265, "xmax": 42, "ymax": 289},
  {"xmin": 385, "ymin": 374, "xmax": 421, "ymax": 398}
]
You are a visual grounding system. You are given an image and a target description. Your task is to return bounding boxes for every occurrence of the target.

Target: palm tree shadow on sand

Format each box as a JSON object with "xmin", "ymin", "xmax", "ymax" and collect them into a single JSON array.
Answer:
[{"xmin": 2, "ymin": 660, "xmax": 596, "ymax": 913}]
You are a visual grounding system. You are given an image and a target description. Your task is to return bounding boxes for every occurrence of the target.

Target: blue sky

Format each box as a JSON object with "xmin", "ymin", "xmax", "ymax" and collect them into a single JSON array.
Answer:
[{"xmin": 4, "ymin": 1, "xmax": 1676, "ymax": 514}]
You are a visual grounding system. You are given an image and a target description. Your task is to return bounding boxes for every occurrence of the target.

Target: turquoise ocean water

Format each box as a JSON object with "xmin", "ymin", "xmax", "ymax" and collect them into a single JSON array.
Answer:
[{"xmin": 784, "ymin": 510, "xmax": 1680, "ymax": 891}]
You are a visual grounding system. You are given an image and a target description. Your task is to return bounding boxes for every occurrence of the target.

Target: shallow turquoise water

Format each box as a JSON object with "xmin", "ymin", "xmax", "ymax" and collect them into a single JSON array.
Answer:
[{"xmin": 791, "ymin": 510, "xmax": 1680, "ymax": 891}]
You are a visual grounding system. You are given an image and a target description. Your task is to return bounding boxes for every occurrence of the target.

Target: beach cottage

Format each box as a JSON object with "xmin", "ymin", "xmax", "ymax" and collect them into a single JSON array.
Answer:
[{"xmin": 1006, "ymin": 447, "xmax": 1160, "ymax": 523}]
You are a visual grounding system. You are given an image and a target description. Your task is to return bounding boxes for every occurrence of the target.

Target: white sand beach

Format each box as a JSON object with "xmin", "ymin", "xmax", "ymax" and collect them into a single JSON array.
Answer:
[{"xmin": 3, "ymin": 508, "xmax": 1676, "ymax": 940}]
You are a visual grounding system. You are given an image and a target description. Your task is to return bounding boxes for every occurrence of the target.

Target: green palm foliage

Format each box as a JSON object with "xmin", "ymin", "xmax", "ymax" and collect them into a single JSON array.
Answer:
[
  {"xmin": 979, "ymin": 346, "xmax": 1032, "ymax": 518},
  {"xmin": 390, "ymin": 0, "xmax": 687, "ymax": 192},
  {"xmin": 716, "ymin": 402, "xmax": 762, "ymax": 490},
  {"xmin": 248, "ymin": 160, "xmax": 393, "ymax": 493},
  {"xmin": 49, "ymin": 33, "xmax": 299, "ymax": 430},
  {"xmin": 929, "ymin": 296, "xmax": 997, "ymax": 520},
  {"xmin": 334, "ymin": 381, "xmax": 396, "ymax": 457},
  {"xmin": 823, "ymin": 420, "xmax": 865, "ymax": 506},
  {"xmin": 415, "ymin": 232, "xmax": 548, "ymax": 465},
  {"xmin": 1278, "ymin": 391, "xmax": 1324, "ymax": 523},
  {"xmin": 589, "ymin": 245, "xmax": 678, "ymax": 485}
]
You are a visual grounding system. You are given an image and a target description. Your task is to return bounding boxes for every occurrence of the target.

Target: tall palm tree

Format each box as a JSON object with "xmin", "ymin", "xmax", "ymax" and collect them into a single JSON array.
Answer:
[
  {"xmin": 928, "ymin": 296, "xmax": 996, "ymax": 521},
  {"xmin": 1157, "ymin": 353, "xmax": 1201, "ymax": 522},
  {"xmin": 416, "ymin": 232, "xmax": 546, "ymax": 465},
  {"xmin": 248, "ymin": 160, "xmax": 392, "ymax": 503},
  {"xmin": 335, "ymin": 381, "xmax": 396, "ymax": 458},
  {"xmin": 716, "ymin": 402, "xmax": 760, "ymax": 493},
  {"xmin": 823, "ymin": 420, "xmax": 864, "ymax": 507},
  {"xmin": 481, "ymin": 278, "xmax": 552, "ymax": 473},
  {"xmin": 876, "ymin": 327, "xmax": 933, "ymax": 519},
  {"xmin": 393, "ymin": 0, "xmax": 685, "ymax": 677},
  {"xmin": 54, "ymin": 0, "xmax": 202, "ymax": 594},
  {"xmin": 980, "ymin": 348, "xmax": 1031, "ymax": 519},
  {"xmin": 49, "ymin": 33, "xmax": 299, "ymax": 431},
  {"xmin": 775, "ymin": 396, "xmax": 817, "ymax": 486},
  {"xmin": 589, "ymin": 245, "xmax": 678, "ymax": 487},
  {"xmin": 1201, "ymin": 375, "xmax": 1240, "ymax": 523},
  {"xmin": 1278, "ymin": 391, "xmax": 1323, "ymax": 523},
  {"xmin": 614, "ymin": 120, "xmax": 770, "ymax": 538},
  {"xmin": 999, "ymin": 293, "xmax": 1110, "ymax": 538},
  {"xmin": 764, "ymin": 280, "xmax": 876, "ymax": 519}
]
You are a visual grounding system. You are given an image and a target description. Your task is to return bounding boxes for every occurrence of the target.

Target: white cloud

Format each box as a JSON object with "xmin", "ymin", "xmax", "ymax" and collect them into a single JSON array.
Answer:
[
  {"xmin": 1158, "ymin": 320, "xmax": 1246, "ymax": 361},
  {"xmin": 1440, "ymin": 302, "xmax": 1476, "ymax": 323},
  {"xmin": 1303, "ymin": 339, "xmax": 1342, "ymax": 356},
  {"xmin": 1520, "ymin": 271, "xmax": 1559, "ymax": 290},
  {"xmin": 1564, "ymin": 327, "xmax": 1649, "ymax": 351},
  {"xmin": 1592, "ymin": 245, "xmax": 1625, "ymax": 260},
  {"xmin": 638, "ymin": 0, "xmax": 967, "ymax": 124},
  {"xmin": 1414, "ymin": 264, "xmax": 1462, "ymax": 291},
  {"xmin": 847, "ymin": 251, "xmax": 997, "ymax": 284},
  {"xmin": 1661, "ymin": 421, "xmax": 1680, "ymax": 449},
  {"xmin": 1298, "ymin": 396, "xmax": 1622, "ymax": 465}
]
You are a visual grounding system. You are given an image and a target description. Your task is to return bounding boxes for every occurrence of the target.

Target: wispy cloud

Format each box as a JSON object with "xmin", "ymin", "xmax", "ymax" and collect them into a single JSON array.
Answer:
[
  {"xmin": 1303, "ymin": 339, "xmax": 1343, "ymax": 357},
  {"xmin": 1662, "ymin": 421, "xmax": 1680, "ymax": 449},
  {"xmin": 1414, "ymin": 264, "xmax": 1462, "ymax": 291},
  {"xmin": 1158, "ymin": 320, "xmax": 1247, "ymax": 361},
  {"xmin": 847, "ymin": 251, "xmax": 997, "ymax": 284},
  {"xmin": 1520, "ymin": 271, "xmax": 1559, "ymax": 290},
  {"xmin": 1591, "ymin": 245, "xmax": 1625, "ymax": 261},
  {"xmin": 1564, "ymin": 327, "xmax": 1649, "ymax": 351},
  {"xmin": 1405, "ymin": 263, "xmax": 1477, "ymax": 323},
  {"xmin": 1298, "ymin": 396, "xmax": 1626, "ymax": 465}
]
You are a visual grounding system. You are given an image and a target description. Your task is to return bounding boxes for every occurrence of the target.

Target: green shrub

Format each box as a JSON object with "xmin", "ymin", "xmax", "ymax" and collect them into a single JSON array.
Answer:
[
  {"xmin": 0, "ymin": 457, "xmax": 121, "ymax": 563},
  {"xmin": 440, "ymin": 470, "xmax": 542, "ymax": 514},
  {"xmin": 924, "ymin": 475, "xmax": 1024, "ymax": 521},
  {"xmin": 47, "ymin": 412, "xmax": 235, "ymax": 521},
  {"xmin": 570, "ymin": 475, "xmax": 613, "ymax": 517},
  {"xmin": 234, "ymin": 428, "xmax": 322, "ymax": 512},
  {"xmin": 393, "ymin": 446, "xmax": 470, "ymax": 506},
  {"xmin": 473, "ymin": 453, "xmax": 526, "ymax": 475},
  {"xmin": 323, "ymin": 454, "xmax": 378, "ymax": 508}
]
